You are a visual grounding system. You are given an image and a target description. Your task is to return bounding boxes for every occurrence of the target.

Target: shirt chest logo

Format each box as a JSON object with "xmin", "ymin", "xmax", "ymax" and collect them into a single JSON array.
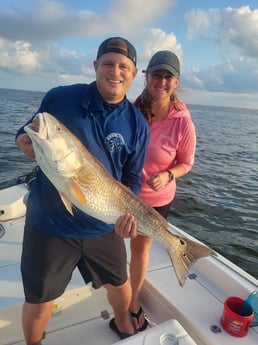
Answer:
[{"xmin": 105, "ymin": 133, "xmax": 125, "ymax": 152}]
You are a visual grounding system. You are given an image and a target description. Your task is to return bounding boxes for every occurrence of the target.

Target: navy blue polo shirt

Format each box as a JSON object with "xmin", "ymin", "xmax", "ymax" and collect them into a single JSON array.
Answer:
[{"xmin": 16, "ymin": 82, "xmax": 149, "ymax": 238}]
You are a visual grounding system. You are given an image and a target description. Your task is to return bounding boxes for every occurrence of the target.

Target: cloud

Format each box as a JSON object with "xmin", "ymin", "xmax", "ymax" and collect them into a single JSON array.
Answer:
[
  {"xmin": 0, "ymin": 1, "xmax": 178, "ymax": 91},
  {"xmin": 0, "ymin": 1, "xmax": 257, "ymax": 108},
  {"xmin": 219, "ymin": 6, "xmax": 258, "ymax": 57},
  {"xmin": 0, "ymin": 38, "xmax": 40, "ymax": 72},
  {"xmin": 106, "ymin": 0, "xmax": 173, "ymax": 33},
  {"xmin": 0, "ymin": 0, "xmax": 173, "ymax": 41},
  {"xmin": 0, "ymin": 3, "xmax": 99, "ymax": 41},
  {"xmin": 183, "ymin": 6, "xmax": 258, "ymax": 95},
  {"xmin": 185, "ymin": 8, "xmax": 220, "ymax": 41},
  {"xmin": 185, "ymin": 9, "xmax": 211, "ymax": 39},
  {"xmin": 140, "ymin": 28, "xmax": 182, "ymax": 61},
  {"xmin": 183, "ymin": 57, "xmax": 258, "ymax": 93},
  {"xmin": 185, "ymin": 6, "xmax": 258, "ymax": 58}
]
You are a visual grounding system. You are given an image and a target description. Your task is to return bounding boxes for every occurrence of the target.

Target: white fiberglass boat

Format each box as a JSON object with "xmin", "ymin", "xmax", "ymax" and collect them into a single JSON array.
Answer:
[{"xmin": 0, "ymin": 170, "xmax": 257, "ymax": 345}]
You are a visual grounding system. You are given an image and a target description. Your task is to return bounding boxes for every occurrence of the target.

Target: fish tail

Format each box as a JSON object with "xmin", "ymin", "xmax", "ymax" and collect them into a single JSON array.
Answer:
[{"xmin": 166, "ymin": 235, "xmax": 216, "ymax": 287}]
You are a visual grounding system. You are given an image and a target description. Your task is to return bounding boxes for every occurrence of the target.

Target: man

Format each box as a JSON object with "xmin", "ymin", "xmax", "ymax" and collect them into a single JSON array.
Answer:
[{"xmin": 16, "ymin": 37, "xmax": 149, "ymax": 344}]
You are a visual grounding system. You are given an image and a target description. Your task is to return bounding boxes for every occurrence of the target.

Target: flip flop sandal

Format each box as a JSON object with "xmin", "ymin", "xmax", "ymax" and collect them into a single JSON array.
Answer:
[
  {"xmin": 130, "ymin": 306, "xmax": 149, "ymax": 331},
  {"xmin": 109, "ymin": 318, "xmax": 135, "ymax": 340}
]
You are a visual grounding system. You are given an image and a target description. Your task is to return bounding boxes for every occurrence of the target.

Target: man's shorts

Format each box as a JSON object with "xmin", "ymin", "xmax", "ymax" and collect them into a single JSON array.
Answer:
[{"xmin": 21, "ymin": 225, "xmax": 127, "ymax": 303}]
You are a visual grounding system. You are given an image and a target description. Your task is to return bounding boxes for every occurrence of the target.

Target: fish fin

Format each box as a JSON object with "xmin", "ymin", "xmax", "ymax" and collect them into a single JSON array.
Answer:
[
  {"xmin": 166, "ymin": 235, "xmax": 216, "ymax": 287},
  {"xmin": 69, "ymin": 178, "xmax": 87, "ymax": 205},
  {"xmin": 59, "ymin": 192, "xmax": 74, "ymax": 216}
]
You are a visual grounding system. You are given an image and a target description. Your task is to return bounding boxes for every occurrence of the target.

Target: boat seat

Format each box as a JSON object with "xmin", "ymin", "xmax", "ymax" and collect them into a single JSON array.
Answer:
[{"xmin": 0, "ymin": 184, "xmax": 28, "ymax": 221}]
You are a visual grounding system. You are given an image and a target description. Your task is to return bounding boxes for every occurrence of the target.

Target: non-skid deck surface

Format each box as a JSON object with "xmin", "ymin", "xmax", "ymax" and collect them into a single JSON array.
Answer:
[{"xmin": 0, "ymin": 286, "xmax": 117, "ymax": 345}]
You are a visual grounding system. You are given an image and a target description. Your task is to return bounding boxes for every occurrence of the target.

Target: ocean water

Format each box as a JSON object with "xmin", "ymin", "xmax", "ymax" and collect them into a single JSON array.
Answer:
[{"xmin": 0, "ymin": 88, "xmax": 257, "ymax": 279}]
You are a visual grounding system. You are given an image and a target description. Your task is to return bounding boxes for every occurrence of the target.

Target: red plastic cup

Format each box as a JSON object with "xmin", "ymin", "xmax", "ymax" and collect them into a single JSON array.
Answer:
[{"xmin": 221, "ymin": 296, "xmax": 254, "ymax": 337}]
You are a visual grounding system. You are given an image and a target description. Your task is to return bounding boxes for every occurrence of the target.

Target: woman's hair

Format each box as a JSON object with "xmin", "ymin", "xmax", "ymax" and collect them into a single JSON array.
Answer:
[{"xmin": 135, "ymin": 86, "xmax": 182, "ymax": 124}]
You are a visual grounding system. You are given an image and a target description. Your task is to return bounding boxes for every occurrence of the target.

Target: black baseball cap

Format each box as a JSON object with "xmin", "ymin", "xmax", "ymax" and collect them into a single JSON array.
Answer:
[
  {"xmin": 143, "ymin": 50, "xmax": 180, "ymax": 77},
  {"xmin": 96, "ymin": 37, "xmax": 137, "ymax": 66}
]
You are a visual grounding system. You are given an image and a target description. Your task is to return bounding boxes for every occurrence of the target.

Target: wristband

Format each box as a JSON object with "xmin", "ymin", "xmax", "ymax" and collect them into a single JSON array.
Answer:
[{"xmin": 167, "ymin": 170, "xmax": 174, "ymax": 182}]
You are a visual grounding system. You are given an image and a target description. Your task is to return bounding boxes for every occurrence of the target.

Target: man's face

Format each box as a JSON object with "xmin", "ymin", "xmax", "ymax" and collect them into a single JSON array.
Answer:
[{"xmin": 94, "ymin": 53, "xmax": 138, "ymax": 103}]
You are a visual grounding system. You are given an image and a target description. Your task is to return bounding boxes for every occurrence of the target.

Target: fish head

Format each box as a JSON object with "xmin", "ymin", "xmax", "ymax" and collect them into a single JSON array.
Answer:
[{"xmin": 24, "ymin": 112, "xmax": 82, "ymax": 177}]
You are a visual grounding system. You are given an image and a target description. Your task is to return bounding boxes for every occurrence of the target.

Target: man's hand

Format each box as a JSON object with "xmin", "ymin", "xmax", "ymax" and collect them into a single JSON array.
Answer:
[
  {"xmin": 16, "ymin": 133, "xmax": 35, "ymax": 159},
  {"xmin": 115, "ymin": 213, "xmax": 138, "ymax": 239}
]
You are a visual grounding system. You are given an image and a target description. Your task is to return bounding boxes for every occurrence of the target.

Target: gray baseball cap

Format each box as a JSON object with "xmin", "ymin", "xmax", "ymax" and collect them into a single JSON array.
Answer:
[{"xmin": 143, "ymin": 50, "xmax": 180, "ymax": 77}]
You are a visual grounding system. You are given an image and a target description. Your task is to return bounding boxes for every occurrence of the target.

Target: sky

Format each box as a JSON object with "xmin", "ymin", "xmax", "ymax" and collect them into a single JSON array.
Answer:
[{"xmin": 0, "ymin": 0, "xmax": 258, "ymax": 109}]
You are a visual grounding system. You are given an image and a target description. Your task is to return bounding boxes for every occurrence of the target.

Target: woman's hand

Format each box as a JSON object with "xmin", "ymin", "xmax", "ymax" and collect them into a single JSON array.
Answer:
[{"xmin": 147, "ymin": 172, "xmax": 169, "ymax": 191}]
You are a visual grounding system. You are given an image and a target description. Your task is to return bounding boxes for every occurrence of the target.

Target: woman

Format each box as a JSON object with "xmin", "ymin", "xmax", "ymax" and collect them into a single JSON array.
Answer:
[{"xmin": 129, "ymin": 50, "xmax": 196, "ymax": 331}]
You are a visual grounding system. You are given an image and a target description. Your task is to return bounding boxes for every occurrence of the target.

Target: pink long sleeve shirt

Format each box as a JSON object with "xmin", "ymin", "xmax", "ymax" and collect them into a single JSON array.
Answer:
[{"xmin": 139, "ymin": 101, "xmax": 196, "ymax": 207}]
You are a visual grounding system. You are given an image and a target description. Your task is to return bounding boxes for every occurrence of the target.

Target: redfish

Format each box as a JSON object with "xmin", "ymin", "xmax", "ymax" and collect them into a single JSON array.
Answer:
[{"xmin": 25, "ymin": 112, "xmax": 215, "ymax": 286}]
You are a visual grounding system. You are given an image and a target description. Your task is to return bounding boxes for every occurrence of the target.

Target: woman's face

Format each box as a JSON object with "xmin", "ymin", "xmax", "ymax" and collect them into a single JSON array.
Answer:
[{"xmin": 146, "ymin": 69, "xmax": 179, "ymax": 102}]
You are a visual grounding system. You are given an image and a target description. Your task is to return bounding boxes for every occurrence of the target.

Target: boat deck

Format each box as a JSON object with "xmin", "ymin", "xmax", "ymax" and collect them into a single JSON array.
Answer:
[{"xmin": 0, "ymin": 185, "xmax": 258, "ymax": 345}]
